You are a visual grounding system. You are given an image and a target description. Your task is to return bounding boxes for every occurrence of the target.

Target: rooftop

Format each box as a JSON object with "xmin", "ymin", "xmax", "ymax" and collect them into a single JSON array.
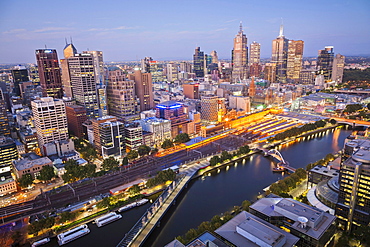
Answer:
[
  {"xmin": 215, "ymin": 211, "xmax": 299, "ymax": 247},
  {"xmin": 13, "ymin": 157, "xmax": 52, "ymax": 171},
  {"xmin": 310, "ymin": 165, "xmax": 339, "ymax": 177}
]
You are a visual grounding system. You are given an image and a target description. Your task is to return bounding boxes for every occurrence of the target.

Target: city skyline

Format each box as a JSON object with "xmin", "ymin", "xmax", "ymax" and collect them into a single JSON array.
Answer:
[{"xmin": 1, "ymin": 0, "xmax": 370, "ymax": 63}]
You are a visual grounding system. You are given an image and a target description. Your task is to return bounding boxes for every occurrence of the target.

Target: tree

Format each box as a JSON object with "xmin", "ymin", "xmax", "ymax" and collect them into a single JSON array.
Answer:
[
  {"xmin": 18, "ymin": 173, "xmax": 34, "ymax": 188},
  {"xmin": 220, "ymin": 151, "xmax": 232, "ymax": 162},
  {"xmin": 161, "ymin": 139, "xmax": 174, "ymax": 149},
  {"xmin": 37, "ymin": 165, "xmax": 55, "ymax": 182},
  {"xmin": 344, "ymin": 104, "xmax": 363, "ymax": 113},
  {"xmin": 209, "ymin": 155, "xmax": 221, "ymax": 166},
  {"xmin": 138, "ymin": 145, "xmax": 151, "ymax": 156},
  {"xmin": 102, "ymin": 157, "xmax": 119, "ymax": 171},
  {"xmin": 174, "ymin": 133, "xmax": 190, "ymax": 143},
  {"xmin": 122, "ymin": 156, "xmax": 129, "ymax": 166},
  {"xmin": 81, "ymin": 144, "xmax": 97, "ymax": 163},
  {"xmin": 241, "ymin": 200, "xmax": 251, "ymax": 212},
  {"xmin": 58, "ymin": 211, "xmax": 77, "ymax": 223},
  {"xmin": 128, "ymin": 184, "xmax": 141, "ymax": 196},
  {"xmin": 127, "ymin": 150, "xmax": 139, "ymax": 160}
]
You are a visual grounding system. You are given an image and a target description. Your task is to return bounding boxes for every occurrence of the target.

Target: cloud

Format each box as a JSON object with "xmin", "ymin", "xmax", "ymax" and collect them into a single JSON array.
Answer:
[
  {"xmin": 86, "ymin": 26, "xmax": 139, "ymax": 32},
  {"xmin": 33, "ymin": 27, "xmax": 73, "ymax": 33},
  {"xmin": 225, "ymin": 19, "xmax": 238, "ymax": 23}
]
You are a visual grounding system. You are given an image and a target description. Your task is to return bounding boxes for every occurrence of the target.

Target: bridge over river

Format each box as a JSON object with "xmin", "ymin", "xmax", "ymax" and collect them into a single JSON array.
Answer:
[{"xmin": 256, "ymin": 147, "xmax": 296, "ymax": 173}]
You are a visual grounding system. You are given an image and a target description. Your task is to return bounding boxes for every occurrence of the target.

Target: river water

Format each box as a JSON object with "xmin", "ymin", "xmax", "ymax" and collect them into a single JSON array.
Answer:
[{"xmin": 41, "ymin": 128, "xmax": 351, "ymax": 247}]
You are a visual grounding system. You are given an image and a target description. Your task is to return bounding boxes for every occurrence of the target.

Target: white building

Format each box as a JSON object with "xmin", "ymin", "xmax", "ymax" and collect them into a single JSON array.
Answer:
[{"xmin": 139, "ymin": 117, "xmax": 171, "ymax": 147}]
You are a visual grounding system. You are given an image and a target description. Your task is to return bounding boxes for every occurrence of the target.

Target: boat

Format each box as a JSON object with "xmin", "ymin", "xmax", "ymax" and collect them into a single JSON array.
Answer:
[
  {"xmin": 118, "ymin": 199, "xmax": 149, "ymax": 213},
  {"xmin": 31, "ymin": 238, "xmax": 50, "ymax": 247},
  {"xmin": 94, "ymin": 212, "xmax": 122, "ymax": 227},
  {"xmin": 272, "ymin": 166, "xmax": 286, "ymax": 172},
  {"xmin": 57, "ymin": 224, "xmax": 90, "ymax": 245}
]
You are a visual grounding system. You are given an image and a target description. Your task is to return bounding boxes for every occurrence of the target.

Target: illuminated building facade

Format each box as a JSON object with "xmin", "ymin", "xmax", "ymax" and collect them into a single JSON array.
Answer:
[
  {"xmin": 156, "ymin": 101, "xmax": 190, "ymax": 137},
  {"xmin": 271, "ymin": 25, "xmax": 289, "ymax": 83},
  {"xmin": 35, "ymin": 49, "xmax": 63, "ymax": 98},
  {"xmin": 200, "ymin": 95, "xmax": 220, "ymax": 123},
  {"xmin": 11, "ymin": 65, "xmax": 29, "ymax": 97},
  {"xmin": 335, "ymin": 139, "xmax": 370, "ymax": 232},
  {"xmin": 0, "ymin": 136, "xmax": 18, "ymax": 195},
  {"xmin": 286, "ymin": 40, "xmax": 304, "ymax": 82},
  {"xmin": 139, "ymin": 117, "xmax": 171, "ymax": 147},
  {"xmin": 332, "ymin": 54, "xmax": 345, "ymax": 84},
  {"xmin": 249, "ymin": 41, "xmax": 260, "ymax": 65},
  {"xmin": 232, "ymin": 23, "xmax": 248, "ymax": 82},
  {"xmin": 125, "ymin": 122, "xmax": 143, "ymax": 152},
  {"xmin": 0, "ymin": 89, "xmax": 10, "ymax": 136}
]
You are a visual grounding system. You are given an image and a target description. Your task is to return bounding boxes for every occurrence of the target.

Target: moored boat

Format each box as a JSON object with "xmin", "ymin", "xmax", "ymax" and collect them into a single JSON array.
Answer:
[
  {"xmin": 95, "ymin": 212, "xmax": 122, "ymax": 227},
  {"xmin": 31, "ymin": 237, "xmax": 50, "ymax": 247},
  {"xmin": 57, "ymin": 224, "xmax": 90, "ymax": 245}
]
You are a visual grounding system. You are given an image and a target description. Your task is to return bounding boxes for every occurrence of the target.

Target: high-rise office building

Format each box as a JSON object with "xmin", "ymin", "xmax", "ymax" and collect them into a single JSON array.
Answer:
[
  {"xmin": 35, "ymin": 49, "xmax": 63, "ymax": 98},
  {"xmin": 271, "ymin": 24, "xmax": 289, "ymax": 83},
  {"xmin": 335, "ymin": 139, "xmax": 370, "ymax": 232},
  {"xmin": 201, "ymin": 95, "xmax": 221, "ymax": 122},
  {"xmin": 0, "ymin": 136, "xmax": 18, "ymax": 195},
  {"xmin": 107, "ymin": 70, "xmax": 137, "ymax": 119},
  {"xmin": 166, "ymin": 63, "xmax": 178, "ymax": 82},
  {"xmin": 67, "ymin": 53, "xmax": 100, "ymax": 118},
  {"xmin": 61, "ymin": 42, "xmax": 77, "ymax": 98},
  {"xmin": 332, "ymin": 54, "xmax": 345, "ymax": 84},
  {"xmin": 125, "ymin": 122, "xmax": 143, "ymax": 152},
  {"xmin": 183, "ymin": 84, "xmax": 199, "ymax": 99},
  {"xmin": 155, "ymin": 101, "xmax": 190, "ymax": 137},
  {"xmin": 0, "ymin": 89, "xmax": 10, "ymax": 137},
  {"xmin": 66, "ymin": 105, "xmax": 87, "ymax": 138},
  {"xmin": 31, "ymin": 97, "xmax": 70, "ymax": 156},
  {"xmin": 249, "ymin": 41, "xmax": 261, "ymax": 65},
  {"xmin": 287, "ymin": 40, "xmax": 304, "ymax": 82},
  {"xmin": 92, "ymin": 115, "xmax": 124, "ymax": 156},
  {"xmin": 141, "ymin": 57, "xmax": 153, "ymax": 73},
  {"xmin": 83, "ymin": 50, "xmax": 107, "ymax": 117},
  {"xmin": 232, "ymin": 23, "xmax": 248, "ymax": 82},
  {"xmin": 317, "ymin": 46, "xmax": 334, "ymax": 81},
  {"xmin": 210, "ymin": 50, "xmax": 218, "ymax": 64},
  {"xmin": 149, "ymin": 60, "xmax": 163, "ymax": 82},
  {"xmin": 193, "ymin": 47, "xmax": 205, "ymax": 78},
  {"xmin": 128, "ymin": 69, "xmax": 154, "ymax": 112},
  {"xmin": 11, "ymin": 65, "xmax": 29, "ymax": 97}
]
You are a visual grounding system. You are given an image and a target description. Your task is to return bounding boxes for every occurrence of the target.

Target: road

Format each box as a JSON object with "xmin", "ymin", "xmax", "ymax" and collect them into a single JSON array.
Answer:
[{"xmin": 0, "ymin": 135, "xmax": 245, "ymax": 225}]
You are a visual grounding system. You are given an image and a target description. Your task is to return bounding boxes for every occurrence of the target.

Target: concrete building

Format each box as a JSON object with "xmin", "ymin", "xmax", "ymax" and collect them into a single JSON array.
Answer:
[
  {"xmin": 107, "ymin": 70, "xmax": 138, "ymax": 119},
  {"xmin": 183, "ymin": 84, "xmax": 199, "ymax": 99},
  {"xmin": 215, "ymin": 211, "xmax": 299, "ymax": 247},
  {"xmin": 67, "ymin": 53, "xmax": 100, "ymax": 118},
  {"xmin": 60, "ymin": 42, "xmax": 77, "ymax": 98},
  {"xmin": 31, "ymin": 97, "xmax": 71, "ymax": 156},
  {"xmin": 138, "ymin": 117, "xmax": 171, "ymax": 147},
  {"xmin": 249, "ymin": 41, "xmax": 261, "ymax": 65},
  {"xmin": 66, "ymin": 105, "xmax": 87, "ymax": 138},
  {"xmin": 0, "ymin": 89, "xmax": 10, "ymax": 136},
  {"xmin": 200, "ymin": 95, "xmax": 220, "ymax": 123},
  {"xmin": 125, "ymin": 122, "xmax": 143, "ymax": 152},
  {"xmin": 250, "ymin": 197, "xmax": 336, "ymax": 247},
  {"xmin": 331, "ymin": 54, "xmax": 345, "ymax": 84},
  {"xmin": 229, "ymin": 96, "xmax": 251, "ymax": 113},
  {"xmin": 317, "ymin": 46, "xmax": 334, "ymax": 81},
  {"xmin": 232, "ymin": 23, "xmax": 248, "ymax": 82},
  {"xmin": 128, "ymin": 69, "xmax": 154, "ymax": 111},
  {"xmin": 35, "ymin": 49, "xmax": 63, "ymax": 98},
  {"xmin": 13, "ymin": 155, "xmax": 52, "ymax": 179},
  {"xmin": 156, "ymin": 101, "xmax": 191, "ymax": 137}
]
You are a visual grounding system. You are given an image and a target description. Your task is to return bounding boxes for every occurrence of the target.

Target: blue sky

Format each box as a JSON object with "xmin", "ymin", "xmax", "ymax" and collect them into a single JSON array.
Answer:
[{"xmin": 0, "ymin": 0, "xmax": 369, "ymax": 63}]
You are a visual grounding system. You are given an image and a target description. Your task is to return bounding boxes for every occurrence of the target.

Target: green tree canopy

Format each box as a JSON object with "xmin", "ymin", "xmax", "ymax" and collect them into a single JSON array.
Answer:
[
  {"xmin": 18, "ymin": 173, "xmax": 34, "ymax": 188},
  {"xmin": 37, "ymin": 165, "xmax": 55, "ymax": 182},
  {"xmin": 344, "ymin": 104, "xmax": 363, "ymax": 113},
  {"xmin": 161, "ymin": 139, "xmax": 174, "ymax": 149},
  {"xmin": 127, "ymin": 184, "xmax": 141, "ymax": 196},
  {"xmin": 127, "ymin": 150, "xmax": 139, "ymax": 160},
  {"xmin": 138, "ymin": 145, "xmax": 151, "ymax": 156},
  {"xmin": 122, "ymin": 156, "xmax": 129, "ymax": 166},
  {"xmin": 102, "ymin": 157, "xmax": 119, "ymax": 171},
  {"xmin": 174, "ymin": 133, "xmax": 190, "ymax": 143}
]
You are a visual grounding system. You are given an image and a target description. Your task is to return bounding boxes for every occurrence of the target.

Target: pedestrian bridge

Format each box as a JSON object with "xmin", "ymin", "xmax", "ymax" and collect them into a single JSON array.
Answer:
[
  {"xmin": 256, "ymin": 147, "xmax": 296, "ymax": 172},
  {"xmin": 116, "ymin": 170, "xmax": 197, "ymax": 247}
]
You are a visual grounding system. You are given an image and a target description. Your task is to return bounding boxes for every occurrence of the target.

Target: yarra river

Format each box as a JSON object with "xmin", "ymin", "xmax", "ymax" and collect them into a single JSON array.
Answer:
[{"xmin": 43, "ymin": 128, "xmax": 351, "ymax": 247}]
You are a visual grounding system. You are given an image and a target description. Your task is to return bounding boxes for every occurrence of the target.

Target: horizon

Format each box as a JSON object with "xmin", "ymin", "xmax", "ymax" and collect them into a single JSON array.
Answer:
[{"xmin": 1, "ymin": 0, "xmax": 369, "ymax": 64}]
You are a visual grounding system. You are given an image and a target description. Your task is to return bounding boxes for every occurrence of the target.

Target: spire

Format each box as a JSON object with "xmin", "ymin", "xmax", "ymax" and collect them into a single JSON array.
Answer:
[
  {"xmin": 70, "ymin": 36, "xmax": 73, "ymax": 44},
  {"xmin": 65, "ymin": 38, "xmax": 68, "ymax": 45},
  {"xmin": 279, "ymin": 18, "xmax": 284, "ymax": 37},
  {"xmin": 239, "ymin": 21, "xmax": 243, "ymax": 33}
]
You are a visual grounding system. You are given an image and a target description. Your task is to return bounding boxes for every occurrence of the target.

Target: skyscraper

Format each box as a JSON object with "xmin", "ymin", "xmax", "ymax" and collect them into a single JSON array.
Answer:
[
  {"xmin": 11, "ymin": 65, "xmax": 29, "ymax": 97},
  {"xmin": 332, "ymin": 54, "xmax": 345, "ymax": 84},
  {"xmin": 66, "ymin": 105, "xmax": 87, "ymax": 138},
  {"xmin": 286, "ymin": 40, "xmax": 304, "ymax": 82},
  {"xmin": 35, "ymin": 49, "xmax": 63, "ymax": 98},
  {"xmin": 193, "ymin": 47, "xmax": 205, "ymax": 78},
  {"xmin": 141, "ymin": 57, "xmax": 153, "ymax": 73},
  {"xmin": 128, "ymin": 69, "xmax": 154, "ymax": 112},
  {"xmin": 210, "ymin": 50, "xmax": 218, "ymax": 64},
  {"xmin": 336, "ymin": 139, "xmax": 370, "ymax": 232},
  {"xmin": 249, "ymin": 41, "xmax": 261, "ymax": 65},
  {"xmin": 60, "ymin": 42, "xmax": 77, "ymax": 98},
  {"xmin": 107, "ymin": 70, "xmax": 137, "ymax": 119},
  {"xmin": 31, "ymin": 97, "xmax": 69, "ymax": 155},
  {"xmin": 83, "ymin": 50, "xmax": 107, "ymax": 117},
  {"xmin": 317, "ymin": 46, "xmax": 334, "ymax": 81},
  {"xmin": 271, "ymin": 24, "xmax": 289, "ymax": 83},
  {"xmin": 232, "ymin": 23, "xmax": 248, "ymax": 82},
  {"xmin": 67, "ymin": 53, "xmax": 100, "ymax": 118}
]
